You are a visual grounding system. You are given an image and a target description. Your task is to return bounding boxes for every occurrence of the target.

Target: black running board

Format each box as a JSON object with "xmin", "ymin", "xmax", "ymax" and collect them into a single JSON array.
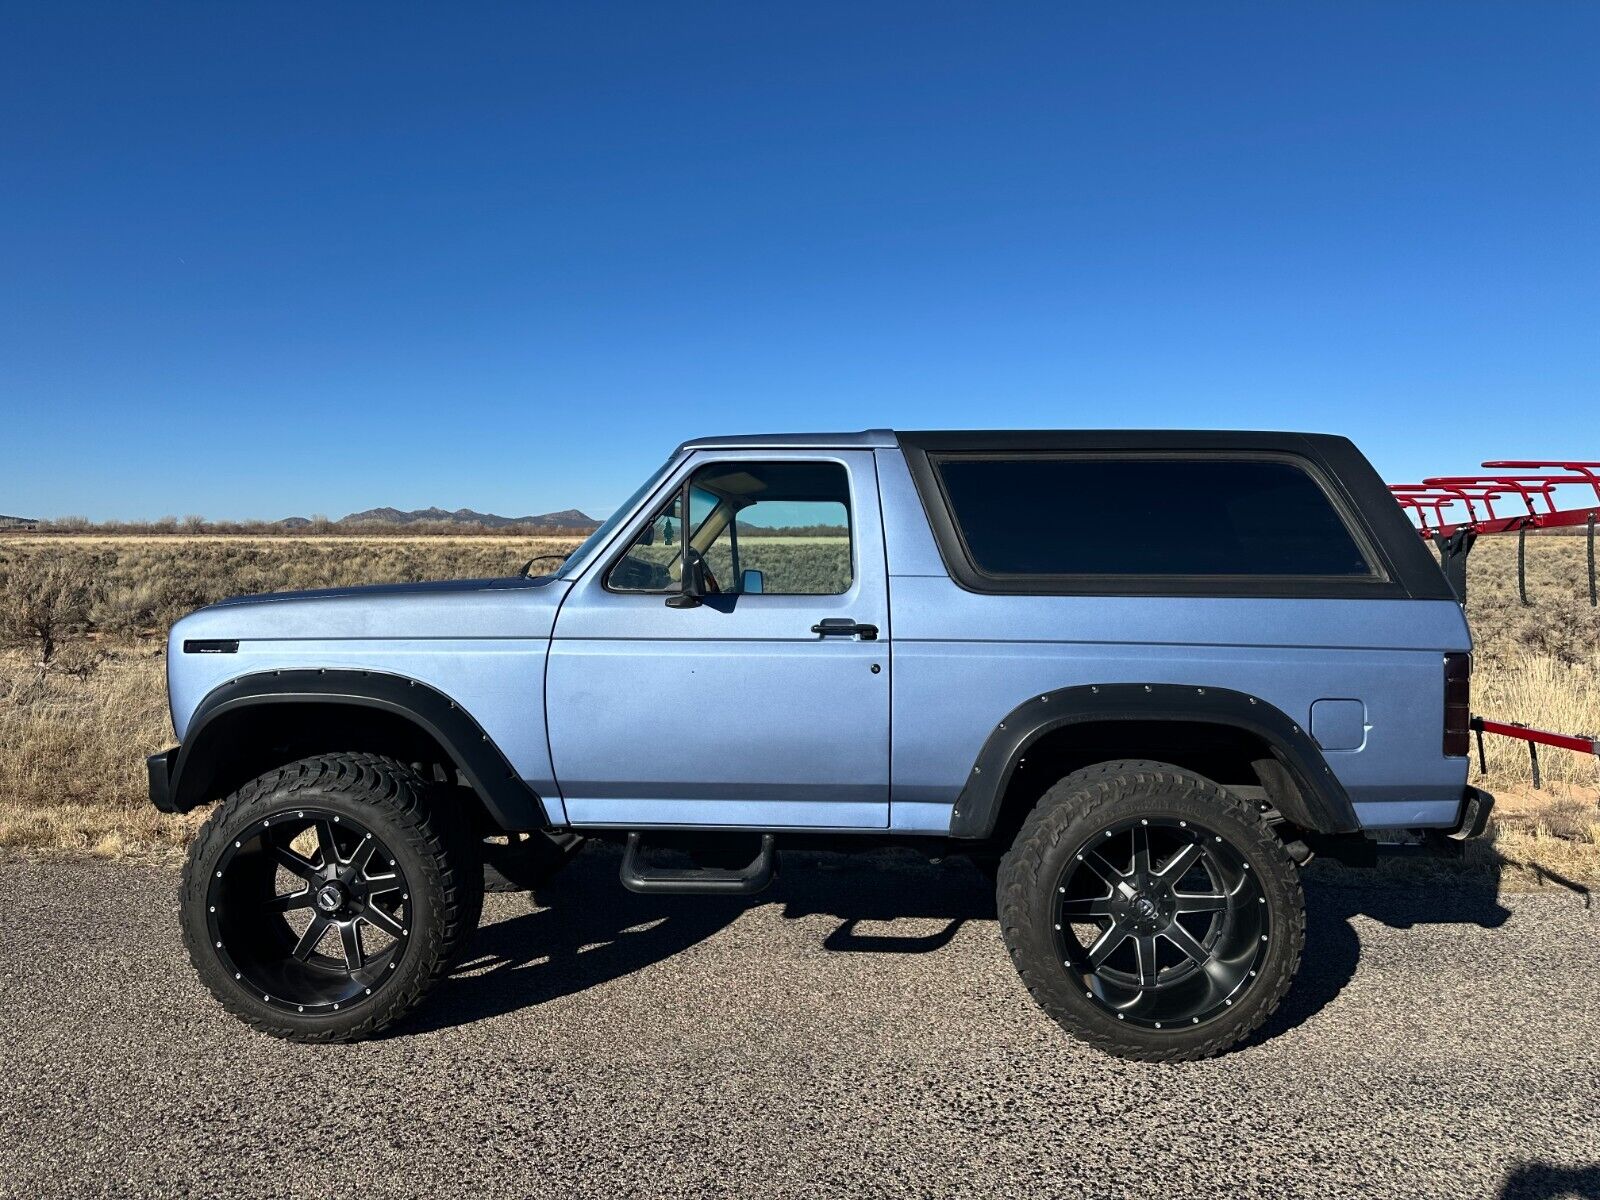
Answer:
[{"xmin": 620, "ymin": 832, "xmax": 778, "ymax": 895}]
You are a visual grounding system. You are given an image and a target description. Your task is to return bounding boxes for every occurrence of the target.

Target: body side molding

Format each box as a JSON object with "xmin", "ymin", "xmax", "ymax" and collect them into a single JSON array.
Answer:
[
  {"xmin": 947, "ymin": 683, "xmax": 1360, "ymax": 839},
  {"xmin": 164, "ymin": 668, "xmax": 549, "ymax": 830}
]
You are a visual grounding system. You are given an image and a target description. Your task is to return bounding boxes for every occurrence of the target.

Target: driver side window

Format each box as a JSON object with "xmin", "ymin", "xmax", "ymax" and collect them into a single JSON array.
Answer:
[{"xmin": 606, "ymin": 460, "xmax": 854, "ymax": 596}]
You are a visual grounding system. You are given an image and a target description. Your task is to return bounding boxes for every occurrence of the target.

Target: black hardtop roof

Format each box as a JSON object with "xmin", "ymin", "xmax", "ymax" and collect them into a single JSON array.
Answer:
[
  {"xmin": 897, "ymin": 429, "xmax": 1353, "ymax": 453},
  {"xmin": 677, "ymin": 429, "xmax": 1354, "ymax": 453}
]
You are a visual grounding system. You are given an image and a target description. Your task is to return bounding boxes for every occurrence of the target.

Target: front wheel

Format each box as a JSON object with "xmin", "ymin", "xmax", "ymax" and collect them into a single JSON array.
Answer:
[
  {"xmin": 998, "ymin": 760, "xmax": 1304, "ymax": 1061},
  {"xmin": 179, "ymin": 753, "xmax": 482, "ymax": 1041}
]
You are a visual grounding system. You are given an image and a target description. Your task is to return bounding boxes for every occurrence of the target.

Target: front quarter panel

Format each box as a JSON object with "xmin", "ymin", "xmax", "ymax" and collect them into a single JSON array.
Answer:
[{"xmin": 167, "ymin": 581, "xmax": 570, "ymax": 820}]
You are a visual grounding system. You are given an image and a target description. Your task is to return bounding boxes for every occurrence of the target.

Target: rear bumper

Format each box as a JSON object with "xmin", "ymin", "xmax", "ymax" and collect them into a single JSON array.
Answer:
[
  {"xmin": 147, "ymin": 747, "xmax": 180, "ymax": 813},
  {"xmin": 1448, "ymin": 785, "xmax": 1495, "ymax": 841},
  {"xmin": 1315, "ymin": 785, "xmax": 1495, "ymax": 866}
]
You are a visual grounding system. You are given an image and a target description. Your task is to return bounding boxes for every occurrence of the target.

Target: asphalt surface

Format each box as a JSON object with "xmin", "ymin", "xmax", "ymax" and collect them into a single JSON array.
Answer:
[{"xmin": 1, "ymin": 849, "xmax": 1597, "ymax": 1200}]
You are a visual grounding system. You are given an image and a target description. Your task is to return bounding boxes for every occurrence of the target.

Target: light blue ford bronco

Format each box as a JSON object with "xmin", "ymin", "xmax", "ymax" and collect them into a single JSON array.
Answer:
[{"xmin": 150, "ymin": 430, "xmax": 1491, "ymax": 1060}]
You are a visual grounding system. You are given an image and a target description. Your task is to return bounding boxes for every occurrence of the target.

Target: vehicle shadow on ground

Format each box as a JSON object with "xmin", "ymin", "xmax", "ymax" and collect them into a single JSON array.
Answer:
[
  {"xmin": 1497, "ymin": 1162, "xmax": 1600, "ymax": 1200},
  {"xmin": 778, "ymin": 849, "xmax": 995, "ymax": 952},
  {"xmin": 386, "ymin": 848, "xmax": 749, "ymax": 1036},
  {"xmin": 779, "ymin": 849, "xmax": 1517, "ymax": 1049},
  {"xmin": 392, "ymin": 845, "xmax": 1515, "ymax": 1045},
  {"xmin": 1249, "ymin": 868, "xmax": 1513, "ymax": 1046}
]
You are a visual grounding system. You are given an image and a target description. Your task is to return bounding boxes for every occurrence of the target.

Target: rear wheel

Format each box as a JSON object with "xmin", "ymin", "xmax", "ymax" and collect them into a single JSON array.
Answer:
[
  {"xmin": 998, "ymin": 760, "xmax": 1304, "ymax": 1061},
  {"xmin": 179, "ymin": 753, "xmax": 481, "ymax": 1041}
]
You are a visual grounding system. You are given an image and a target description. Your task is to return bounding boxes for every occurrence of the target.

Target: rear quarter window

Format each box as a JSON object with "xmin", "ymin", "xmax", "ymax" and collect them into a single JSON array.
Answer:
[{"xmin": 934, "ymin": 456, "xmax": 1374, "ymax": 578}]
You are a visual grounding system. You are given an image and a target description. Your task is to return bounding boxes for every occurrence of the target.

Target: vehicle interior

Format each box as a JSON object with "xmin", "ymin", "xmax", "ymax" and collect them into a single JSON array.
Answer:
[{"xmin": 608, "ymin": 460, "xmax": 851, "ymax": 595}]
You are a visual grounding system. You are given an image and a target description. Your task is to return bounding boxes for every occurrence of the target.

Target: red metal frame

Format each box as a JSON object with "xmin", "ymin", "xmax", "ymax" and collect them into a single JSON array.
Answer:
[
  {"xmin": 1474, "ymin": 719, "xmax": 1598, "ymax": 757},
  {"xmin": 1389, "ymin": 460, "xmax": 1600, "ymax": 537},
  {"xmin": 1389, "ymin": 460, "xmax": 1600, "ymax": 779}
]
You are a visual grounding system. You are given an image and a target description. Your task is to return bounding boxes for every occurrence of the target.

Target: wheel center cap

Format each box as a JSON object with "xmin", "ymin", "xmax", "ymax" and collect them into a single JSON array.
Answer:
[
  {"xmin": 1133, "ymin": 896, "xmax": 1160, "ymax": 921},
  {"xmin": 314, "ymin": 882, "xmax": 346, "ymax": 914}
]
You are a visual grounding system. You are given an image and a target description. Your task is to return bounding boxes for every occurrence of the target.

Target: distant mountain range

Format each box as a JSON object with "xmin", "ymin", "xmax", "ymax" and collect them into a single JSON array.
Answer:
[{"xmin": 276, "ymin": 507, "xmax": 599, "ymax": 531}]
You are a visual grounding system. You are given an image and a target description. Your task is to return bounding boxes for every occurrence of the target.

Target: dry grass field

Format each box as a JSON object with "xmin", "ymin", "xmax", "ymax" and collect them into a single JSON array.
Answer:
[
  {"xmin": 1, "ymin": 532, "xmax": 1597, "ymax": 885},
  {"xmin": 0, "ymin": 535, "xmax": 578, "ymax": 856}
]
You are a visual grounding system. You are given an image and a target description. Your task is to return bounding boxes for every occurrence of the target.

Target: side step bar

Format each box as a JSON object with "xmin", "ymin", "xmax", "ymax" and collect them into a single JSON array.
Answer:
[{"xmin": 620, "ymin": 832, "xmax": 778, "ymax": 895}]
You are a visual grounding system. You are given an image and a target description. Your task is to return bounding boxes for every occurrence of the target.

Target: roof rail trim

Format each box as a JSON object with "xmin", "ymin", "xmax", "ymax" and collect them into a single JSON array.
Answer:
[{"xmin": 676, "ymin": 429, "xmax": 898, "ymax": 452}]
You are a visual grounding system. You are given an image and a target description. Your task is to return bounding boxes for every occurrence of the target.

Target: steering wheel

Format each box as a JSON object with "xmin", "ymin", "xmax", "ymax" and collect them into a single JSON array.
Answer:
[{"xmin": 685, "ymin": 548, "xmax": 722, "ymax": 595}]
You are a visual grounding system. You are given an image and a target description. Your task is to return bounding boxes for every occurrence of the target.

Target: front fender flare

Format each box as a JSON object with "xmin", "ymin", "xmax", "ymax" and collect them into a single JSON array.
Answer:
[
  {"xmin": 948, "ymin": 683, "xmax": 1359, "ymax": 839},
  {"xmin": 167, "ymin": 668, "xmax": 548, "ymax": 830}
]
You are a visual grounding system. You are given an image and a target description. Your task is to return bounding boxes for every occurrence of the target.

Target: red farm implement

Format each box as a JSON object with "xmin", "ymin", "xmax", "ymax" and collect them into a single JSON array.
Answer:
[
  {"xmin": 1390, "ymin": 459, "xmax": 1600, "ymax": 606},
  {"xmin": 1389, "ymin": 460, "xmax": 1600, "ymax": 787}
]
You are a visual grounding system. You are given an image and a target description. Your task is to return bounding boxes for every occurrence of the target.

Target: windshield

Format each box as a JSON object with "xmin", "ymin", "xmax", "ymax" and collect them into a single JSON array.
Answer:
[{"xmin": 558, "ymin": 456, "xmax": 676, "ymax": 577}]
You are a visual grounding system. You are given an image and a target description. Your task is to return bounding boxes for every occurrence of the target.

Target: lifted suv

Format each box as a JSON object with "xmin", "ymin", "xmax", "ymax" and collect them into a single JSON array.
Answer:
[{"xmin": 149, "ymin": 430, "xmax": 1490, "ymax": 1060}]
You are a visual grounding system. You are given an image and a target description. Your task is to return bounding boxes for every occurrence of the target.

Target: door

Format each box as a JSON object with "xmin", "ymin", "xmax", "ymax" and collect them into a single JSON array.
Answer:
[{"xmin": 547, "ymin": 450, "xmax": 890, "ymax": 828}]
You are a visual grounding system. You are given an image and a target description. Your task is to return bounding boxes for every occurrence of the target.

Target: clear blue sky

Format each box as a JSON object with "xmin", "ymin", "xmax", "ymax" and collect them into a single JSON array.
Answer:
[{"xmin": 2, "ymin": 3, "xmax": 1595, "ymax": 522}]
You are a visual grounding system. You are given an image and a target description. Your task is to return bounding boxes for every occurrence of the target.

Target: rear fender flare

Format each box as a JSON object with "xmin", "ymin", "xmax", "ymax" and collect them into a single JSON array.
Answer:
[{"xmin": 948, "ymin": 683, "xmax": 1358, "ymax": 838}]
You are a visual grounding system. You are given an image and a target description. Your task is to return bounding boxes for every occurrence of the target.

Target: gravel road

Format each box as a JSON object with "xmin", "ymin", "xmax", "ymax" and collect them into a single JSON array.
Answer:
[{"xmin": 1, "ymin": 849, "xmax": 1596, "ymax": 1200}]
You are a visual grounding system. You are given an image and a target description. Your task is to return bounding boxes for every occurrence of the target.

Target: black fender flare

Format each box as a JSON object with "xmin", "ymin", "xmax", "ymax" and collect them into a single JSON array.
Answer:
[
  {"xmin": 166, "ymin": 668, "xmax": 548, "ymax": 830},
  {"xmin": 947, "ymin": 683, "xmax": 1359, "ymax": 838}
]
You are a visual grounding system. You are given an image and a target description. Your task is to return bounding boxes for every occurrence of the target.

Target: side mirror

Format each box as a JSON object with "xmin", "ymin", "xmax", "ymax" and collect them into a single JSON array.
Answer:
[
  {"xmin": 665, "ymin": 550, "xmax": 706, "ymax": 608},
  {"xmin": 682, "ymin": 551, "xmax": 709, "ymax": 596},
  {"xmin": 740, "ymin": 569, "xmax": 764, "ymax": 594}
]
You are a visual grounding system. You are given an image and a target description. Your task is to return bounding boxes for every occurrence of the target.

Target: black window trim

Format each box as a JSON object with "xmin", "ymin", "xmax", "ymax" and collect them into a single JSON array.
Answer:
[
  {"xmin": 601, "ymin": 456, "xmax": 859, "ymax": 598},
  {"xmin": 901, "ymin": 442, "xmax": 1427, "ymax": 600}
]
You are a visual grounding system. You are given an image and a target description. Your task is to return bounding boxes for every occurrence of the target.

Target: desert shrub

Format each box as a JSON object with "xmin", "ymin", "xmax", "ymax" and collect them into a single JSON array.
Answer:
[
  {"xmin": 1465, "ymin": 535, "xmax": 1600, "ymax": 666},
  {"xmin": 0, "ymin": 537, "xmax": 583, "ymax": 642},
  {"xmin": 49, "ymin": 640, "xmax": 105, "ymax": 681},
  {"xmin": 1458, "ymin": 536, "xmax": 1600, "ymax": 788},
  {"xmin": 0, "ymin": 646, "xmax": 196, "ymax": 854},
  {"xmin": 0, "ymin": 555, "xmax": 102, "ymax": 662},
  {"xmin": 1534, "ymin": 797, "xmax": 1600, "ymax": 842}
]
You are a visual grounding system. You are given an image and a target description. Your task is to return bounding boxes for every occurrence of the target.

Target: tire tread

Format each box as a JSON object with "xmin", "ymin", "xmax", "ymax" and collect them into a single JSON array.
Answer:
[
  {"xmin": 179, "ymin": 752, "xmax": 478, "ymax": 1042},
  {"xmin": 997, "ymin": 759, "xmax": 1306, "ymax": 1062}
]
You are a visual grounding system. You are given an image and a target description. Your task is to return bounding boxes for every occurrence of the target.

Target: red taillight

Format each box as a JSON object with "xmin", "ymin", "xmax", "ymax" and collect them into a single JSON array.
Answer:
[{"xmin": 1444, "ymin": 653, "xmax": 1471, "ymax": 757}]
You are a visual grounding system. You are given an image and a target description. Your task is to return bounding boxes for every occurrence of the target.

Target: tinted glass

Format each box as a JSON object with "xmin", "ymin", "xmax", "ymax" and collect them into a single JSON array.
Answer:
[{"xmin": 936, "ymin": 457, "xmax": 1372, "ymax": 577}]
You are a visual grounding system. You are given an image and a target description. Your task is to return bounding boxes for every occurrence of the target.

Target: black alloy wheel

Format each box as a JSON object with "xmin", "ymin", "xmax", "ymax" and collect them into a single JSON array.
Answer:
[
  {"xmin": 181, "ymin": 753, "xmax": 481, "ymax": 1041},
  {"xmin": 998, "ymin": 760, "xmax": 1304, "ymax": 1061},
  {"xmin": 1054, "ymin": 816, "xmax": 1267, "ymax": 1029},
  {"xmin": 206, "ymin": 808, "xmax": 412, "ymax": 1013}
]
